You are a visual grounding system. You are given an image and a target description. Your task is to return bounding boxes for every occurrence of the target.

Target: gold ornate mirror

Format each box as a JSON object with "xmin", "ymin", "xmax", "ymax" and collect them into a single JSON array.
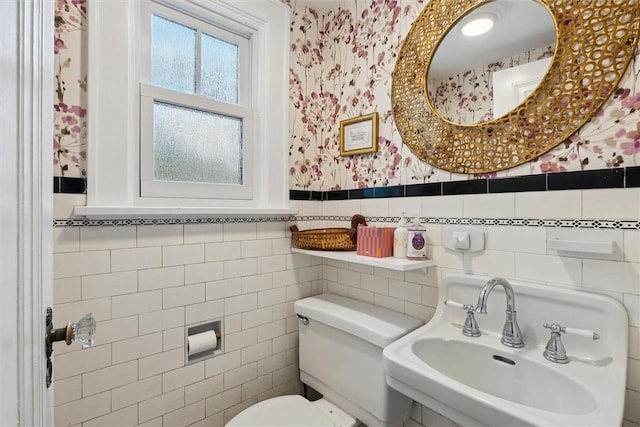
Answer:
[{"xmin": 392, "ymin": 0, "xmax": 640, "ymax": 174}]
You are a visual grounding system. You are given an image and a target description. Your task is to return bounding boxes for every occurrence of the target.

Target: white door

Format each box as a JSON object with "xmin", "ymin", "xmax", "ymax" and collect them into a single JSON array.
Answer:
[
  {"xmin": 1, "ymin": 1, "xmax": 54, "ymax": 425},
  {"xmin": 493, "ymin": 57, "xmax": 553, "ymax": 118}
]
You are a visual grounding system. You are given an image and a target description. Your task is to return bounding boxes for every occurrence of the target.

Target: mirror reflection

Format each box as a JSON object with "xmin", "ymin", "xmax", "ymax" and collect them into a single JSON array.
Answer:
[{"xmin": 426, "ymin": 0, "xmax": 556, "ymax": 125}]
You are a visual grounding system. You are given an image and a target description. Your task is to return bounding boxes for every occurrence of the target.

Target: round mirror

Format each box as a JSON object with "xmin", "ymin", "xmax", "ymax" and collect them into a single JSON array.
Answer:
[
  {"xmin": 427, "ymin": 0, "xmax": 556, "ymax": 125},
  {"xmin": 392, "ymin": 0, "xmax": 639, "ymax": 174}
]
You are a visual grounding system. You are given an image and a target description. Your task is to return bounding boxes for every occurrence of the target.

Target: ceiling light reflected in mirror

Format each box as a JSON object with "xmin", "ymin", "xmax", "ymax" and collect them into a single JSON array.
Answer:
[{"xmin": 461, "ymin": 14, "xmax": 496, "ymax": 37}]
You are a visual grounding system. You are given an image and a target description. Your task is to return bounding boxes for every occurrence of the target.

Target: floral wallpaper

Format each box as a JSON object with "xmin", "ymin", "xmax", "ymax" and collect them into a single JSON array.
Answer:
[
  {"xmin": 288, "ymin": 0, "xmax": 421, "ymax": 190},
  {"xmin": 52, "ymin": 0, "xmax": 640, "ymax": 189},
  {"xmin": 288, "ymin": 0, "xmax": 640, "ymax": 189},
  {"xmin": 54, "ymin": 0, "xmax": 87, "ymax": 178},
  {"xmin": 427, "ymin": 45, "xmax": 554, "ymax": 125}
]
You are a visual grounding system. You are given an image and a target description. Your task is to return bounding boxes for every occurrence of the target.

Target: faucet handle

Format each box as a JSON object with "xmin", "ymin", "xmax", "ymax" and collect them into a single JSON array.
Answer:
[
  {"xmin": 563, "ymin": 327, "xmax": 600, "ymax": 341},
  {"xmin": 444, "ymin": 299, "xmax": 471, "ymax": 311},
  {"xmin": 445, "ymin": 300, "xmax": 481, "ymax": 337},
  {"xmin": 542, "ymin": 323, "xmax": 600, "ymax": 364},
  {"xmin": 543, "ymin": 323, "xmax": 600, "ymax": 340}
]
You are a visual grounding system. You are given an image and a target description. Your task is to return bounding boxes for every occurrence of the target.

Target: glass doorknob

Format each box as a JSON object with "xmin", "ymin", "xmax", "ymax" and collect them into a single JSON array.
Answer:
[
  {"xmin": 47, "ymin": 313, "xmax": 96, "ymax": 348},
  {"xmin": 46, "ymin": 311, "xmax": 96, "ymax": 347},
  {"xmin": 45, "ymin": 309, "xmax": 97, "ymax": 387},
  {"xmin": 70, "ymin": 313, "xmax": 96, "ymax": 348}
]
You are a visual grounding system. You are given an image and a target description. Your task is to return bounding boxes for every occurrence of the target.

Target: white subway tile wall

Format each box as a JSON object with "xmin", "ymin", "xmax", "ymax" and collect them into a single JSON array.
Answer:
[
  {"xmin": 514, "ymin": 190, "xmax": 583, "ymax": 218},
  {"xmin": 314, "ymin": 192, "xmax": 640, "ymax": 427},
  {"xmin": 53, "ymin": 221, "xmax": 307, "ymax": 426},
  {"xmin": 462, "ymin": 193, "xmax": 515, "ymax": 218},
  {"xmin": 423, "ymin": 194, "xmax": 463, "ymax": 218},
  {"xmin": 389, "ymin": 197, "xmax": 423, "ymax": 218},
  {"xmin": 583, "ymin": 188, "xmax": 640, "ymax": 219},
  {"xmin": 53, "ymin": 189, "xmax": 640, "ymax": 427}
]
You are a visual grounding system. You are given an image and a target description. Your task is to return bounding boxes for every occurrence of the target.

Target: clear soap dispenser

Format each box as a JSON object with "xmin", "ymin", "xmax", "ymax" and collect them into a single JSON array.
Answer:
[
  {"xmin": 407, "ymin": 216, "xmax": 427, "ymax": 260},
  {"xmin": 393, "ymin": 212, "xmax": 409, "ymax": 258}
]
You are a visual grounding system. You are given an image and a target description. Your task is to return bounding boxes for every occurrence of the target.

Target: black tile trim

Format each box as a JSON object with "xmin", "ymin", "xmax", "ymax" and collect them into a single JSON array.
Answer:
[
  {"xmin": 289, "ymin": 190, "xmax": 311, "ymax": 200},
  {"xmin": 626, "ymin": 166, "xmax": 640, "ymax": 187},
  {"xmin": 443, "ymin": 179, "xmax": 487, "ymax": 195},
  {"xmin": 374, "ymin": 185, "xmax": 404, "ymax": 198},
  {"xmin": 348, "ymin": 188, "xmax": 375, "ymax": 199},
  {"xmin": 547, "ymin": 168, "xmax": 624, "ymax": 190},
  {"xmin": 53, "ymin": 177, "xmax": 86, "ymax": 194},
  {"xmin": 325, "ymin": 190, "xmax": 349, "ymax": 200},
  {"xmin": 489, "ymin": 174, "xmax": 547, "ymax": 193},
  {"xmin": 287, "ymin": 167, "xmax": 639, "ymax": 200},
  {"xmin": 310, "ymin": 191, "xmax": 324, "ymax": 201},
  {"xmin": 53, "ymin": 167, "xmax": 640, "ymax": 201},
  {"xmin": 405, "ymin": 182, "xmax": 441, "ymax": 197},
  {"xmin": 288, "ymin": 190, "xmax": 325, "ymax": 201}
]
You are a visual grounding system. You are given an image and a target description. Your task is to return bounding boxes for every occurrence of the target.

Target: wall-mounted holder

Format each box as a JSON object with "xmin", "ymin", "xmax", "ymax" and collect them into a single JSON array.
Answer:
[
  {"xmin": 443, "ymin": 226, "xmax": 485, "ymax": 252},
  {"xmin": 45, "ymin": 307, "xmax": 96, "ymax": 387},
  {"xmin": 547, "ymin": 238, "xmax": 615, "ymax": 255},
  {"xmin": 185, "ymin": 320, "xmax": 223, "ymax": 365}
]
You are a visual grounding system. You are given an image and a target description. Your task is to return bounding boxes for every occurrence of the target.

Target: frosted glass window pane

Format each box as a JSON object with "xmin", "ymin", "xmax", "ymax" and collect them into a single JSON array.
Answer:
[
  {"xmin": 153, "ymin": 102, "xmax": 242, "ymax": 185},
  {"xmin": 151, "ymin": 15, "xmax": 196, "ymax": 94},
  {"xmin": 201, "ymin": 33, "xmax": 239, "ymax": 104}
]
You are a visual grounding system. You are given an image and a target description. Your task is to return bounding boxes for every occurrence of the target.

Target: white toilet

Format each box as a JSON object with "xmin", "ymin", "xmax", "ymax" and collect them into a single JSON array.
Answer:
[{"xmin": 226, "ymin": 293, "xmax": 423, "ymax": 427}]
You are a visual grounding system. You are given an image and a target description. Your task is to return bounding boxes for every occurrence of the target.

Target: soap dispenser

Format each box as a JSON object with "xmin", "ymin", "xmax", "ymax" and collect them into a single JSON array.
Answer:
[
  {"xmin": 407, "ymin": 216, "xmax": 427, "ymax": 260},
  {"xmin": 393, "ymin": 212, "xmax": 409, "ymax": 258}
]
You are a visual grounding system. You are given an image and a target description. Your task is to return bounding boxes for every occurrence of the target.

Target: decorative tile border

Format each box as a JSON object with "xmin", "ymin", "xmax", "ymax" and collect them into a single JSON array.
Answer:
[
  {"xmin": 53, "ymin": 216, "xmax": 296, "ymax": 227},
  {"xmin": 299, "ymin": 216, "xmax": 640, "ymax": 230},
  {"xmin": 54, "ymin": 215, "xmax": 640, "ymax": 229}
]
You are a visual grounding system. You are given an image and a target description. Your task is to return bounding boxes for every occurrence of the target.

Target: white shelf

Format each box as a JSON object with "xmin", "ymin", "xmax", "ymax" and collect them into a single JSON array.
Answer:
[{"xmin": 291, "ymin": 248, "xmax": 435, "ymax": 271}]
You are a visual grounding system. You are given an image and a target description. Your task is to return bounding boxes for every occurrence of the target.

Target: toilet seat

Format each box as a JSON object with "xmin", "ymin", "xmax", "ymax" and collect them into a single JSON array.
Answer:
[{"xmin": 226, "ymin": 395, "xmax": 357, "ymax": 427}]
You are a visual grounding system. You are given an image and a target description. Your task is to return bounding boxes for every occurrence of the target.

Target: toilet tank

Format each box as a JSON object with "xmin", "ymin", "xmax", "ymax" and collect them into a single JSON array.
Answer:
[{"xmin": 294, "ymin": 294, "xmax": 423, "ymax": 427}]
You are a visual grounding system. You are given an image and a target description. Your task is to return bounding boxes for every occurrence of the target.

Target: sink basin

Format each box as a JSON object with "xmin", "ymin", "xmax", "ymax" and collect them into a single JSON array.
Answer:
[
  {"xmin": 413, "ymin": 337, "xmax": 596, "ymax": 415},
  {"xmin": 383, "ymin": 274, "xmax": 628, "ymax": 427}
]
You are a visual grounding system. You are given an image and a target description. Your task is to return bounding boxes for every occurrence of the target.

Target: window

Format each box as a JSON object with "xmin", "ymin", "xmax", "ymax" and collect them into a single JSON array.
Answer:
[
  {"xmin": 140, "ymin": 4, "xmax": 253, "ymax": 199},
  {"xmin": 82, "ymin": 0, "xmax": 291, "ymax": 216}
]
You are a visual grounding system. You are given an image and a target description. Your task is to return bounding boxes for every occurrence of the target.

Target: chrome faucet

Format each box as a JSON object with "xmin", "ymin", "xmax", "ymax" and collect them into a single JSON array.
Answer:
[{"xmin": 475, "ymin": 278, "xmax": 524, "ymax": 348}]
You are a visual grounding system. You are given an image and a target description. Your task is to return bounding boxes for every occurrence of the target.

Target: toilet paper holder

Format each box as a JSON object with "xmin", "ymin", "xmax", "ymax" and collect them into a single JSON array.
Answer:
[{"xmin": 185, "ymin": 319, "xmax": 223, "ymax": 364}]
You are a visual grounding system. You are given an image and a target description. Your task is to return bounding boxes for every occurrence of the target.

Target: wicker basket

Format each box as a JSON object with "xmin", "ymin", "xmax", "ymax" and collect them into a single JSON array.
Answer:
[{"xmin": 290, "ymin": 214, "xmax": 367, "ymax": 251}]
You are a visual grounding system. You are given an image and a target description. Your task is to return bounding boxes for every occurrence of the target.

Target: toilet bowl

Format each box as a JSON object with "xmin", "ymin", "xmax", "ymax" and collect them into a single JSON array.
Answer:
[
  {"xmin": 226, "ymin": 395, "xmax": 357, "ymax": 427},
  {"xmin": 225, "ymin": 294, "xmax": 423, "ymax": 427}
]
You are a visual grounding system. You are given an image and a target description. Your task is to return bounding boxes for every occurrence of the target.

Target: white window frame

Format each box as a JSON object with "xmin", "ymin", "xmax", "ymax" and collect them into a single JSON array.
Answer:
[
  {"xmin": 79, "ymin": 0, "xmax": 293, "ymax": 216},
  {"xmin": 139, "ymin": 2, "xmax": 253, "ymax": 200}
]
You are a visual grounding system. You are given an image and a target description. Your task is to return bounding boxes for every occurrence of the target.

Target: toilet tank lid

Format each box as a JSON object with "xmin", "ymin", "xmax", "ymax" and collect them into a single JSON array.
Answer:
[{"xmin": 294, "ymin": 294, "xmax": 424, "ymax": 348}]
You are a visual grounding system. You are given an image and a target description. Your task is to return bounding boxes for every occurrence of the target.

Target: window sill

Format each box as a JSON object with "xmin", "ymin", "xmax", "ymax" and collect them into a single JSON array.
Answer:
[{"xmin": 73, "ymin": 206, "xmax": 298, "ymax": 218}]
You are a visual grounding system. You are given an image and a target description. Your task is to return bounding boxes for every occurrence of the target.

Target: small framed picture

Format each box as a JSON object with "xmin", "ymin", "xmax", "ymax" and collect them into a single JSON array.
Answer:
[{"xmin": 339, "ymin": 112, "xmax": 379, "ymax": 156}]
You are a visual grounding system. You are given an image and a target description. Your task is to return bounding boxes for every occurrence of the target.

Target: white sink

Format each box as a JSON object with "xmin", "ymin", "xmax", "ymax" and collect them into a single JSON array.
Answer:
[
  {"xmin": 412, "ymin": 336, "xmax": 597, "ymax": 415},
  {"xmin": 383, "ymin": 274, "xmax": 628, "ymax": 427}
]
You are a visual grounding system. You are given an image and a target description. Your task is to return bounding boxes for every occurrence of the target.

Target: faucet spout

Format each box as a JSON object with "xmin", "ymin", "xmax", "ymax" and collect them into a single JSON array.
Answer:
[{"xmin": 475, "ymin": 278, "xmax": 524, "ymax": 348}]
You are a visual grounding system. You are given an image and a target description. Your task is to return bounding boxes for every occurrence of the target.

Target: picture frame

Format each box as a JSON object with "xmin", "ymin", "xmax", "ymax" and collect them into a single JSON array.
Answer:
[{"xmin": 339, "ymin": 112, "xmax": 379, "ymax": 156}]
